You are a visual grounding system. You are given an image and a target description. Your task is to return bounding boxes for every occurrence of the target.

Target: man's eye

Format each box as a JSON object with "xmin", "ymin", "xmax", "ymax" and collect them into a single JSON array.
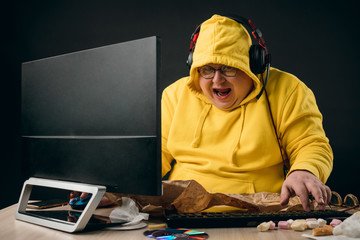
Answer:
[
  {"xmin": 203, "ymin": 66, "xmax": 213, "ymax": 71},
  {"xmin": 222, "ymin": 66, "xmax": 235, "ymax": 72}
]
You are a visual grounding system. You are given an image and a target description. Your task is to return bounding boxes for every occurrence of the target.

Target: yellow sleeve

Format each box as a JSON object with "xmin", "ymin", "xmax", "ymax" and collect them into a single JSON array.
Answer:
[
  {"xmin": 279, "ymin": 81, "xmax": 333, "ymax": 183},
  {"xmin": 161, "ymin": 78, "xmax": 188, "ymax": 177}
]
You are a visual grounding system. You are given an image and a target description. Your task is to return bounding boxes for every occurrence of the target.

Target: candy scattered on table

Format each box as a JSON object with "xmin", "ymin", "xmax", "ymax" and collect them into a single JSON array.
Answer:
[
  {"xmin": 329, "ymin": 218, "xmax": 342, "ymax": 227},
  {"xmin": 317, "ymin": 218, "xmax": 326, "ymax": 227},
  {"xmin": 268, "ymin": 221, "xmax": 276, "ymax": 230},
  {"xmin": 291, "ymin": 221, "xmax": 307, "ymax": 231},
  {"xmin": 257, "ymin": 222, "xmax": 270, "ymax": 232},
  {"xmin": 312, "ymin": 225, "xmax": 333, "ymax": 236},
  {"xmin": 278, "ymin": 221, "xmax": 291, "ymax": 229},
  {"xmin": 306, "ymin": 220, "xmax": 319, "ymax": 229},
  {"xmin": 256, "ymin": 211, "xmax": 360, "ymax": 237}
]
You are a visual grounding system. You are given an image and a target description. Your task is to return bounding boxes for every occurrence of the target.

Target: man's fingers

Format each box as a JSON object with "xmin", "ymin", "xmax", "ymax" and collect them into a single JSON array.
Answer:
[
  {"xmin": 317, "ymin": 185, "xmax": 331, "ymax": 209},
  {"xmin": 306, "ymin": 183, "xmax": 329, "ymax": 210},
  {"xmin": 325, "ymin": 185, "xmax": 332, "ymax": 204},
  {"xmin": 281, "ymin": 170, "xmax": 332, "ymax": 212},
  {"xmin": 280, "ymin": 183, "xmax": 296, "ymax": 206},
  {"xmin": 317, "ymin": 189, "xmax": 326, "ymax": 210},
  {"xmin": 280, "ymin": 186, "xmax": 291, "ymax": 206},
  {"xmin": 295, "ymin": 186, "xmax": 311, "ymax": 212},
  {"xmin": 281, "ymin": 183, "xmax": 311, "ymax": 211}
]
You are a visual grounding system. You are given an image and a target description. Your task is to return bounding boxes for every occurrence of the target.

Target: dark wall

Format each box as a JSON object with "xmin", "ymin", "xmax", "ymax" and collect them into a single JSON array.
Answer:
[{"xmin": 1, "ymin": 0, "xmax": 359, "ymax": 209}]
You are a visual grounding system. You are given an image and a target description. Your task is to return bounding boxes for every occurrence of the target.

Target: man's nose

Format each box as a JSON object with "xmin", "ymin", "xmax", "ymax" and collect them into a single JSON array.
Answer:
[{"xmin": 212, "ymin": 70, "xmax": 225, "ymax": 84}]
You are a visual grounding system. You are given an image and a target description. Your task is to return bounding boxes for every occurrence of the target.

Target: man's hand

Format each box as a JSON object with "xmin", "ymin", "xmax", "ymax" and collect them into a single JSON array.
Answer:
[{"xmin": 280, "ymin": 170, "xmax": 331, "ymax": 211}]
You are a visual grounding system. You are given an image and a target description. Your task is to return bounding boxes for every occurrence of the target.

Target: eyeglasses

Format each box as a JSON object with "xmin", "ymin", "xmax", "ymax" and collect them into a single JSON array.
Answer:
[
  {"xmin": 329, "ymin": 191, "xmax": 359, "ymax": 210},
  {"xmin": 198, "ymin": 65, "xmax": 237, "ymax": 79}
]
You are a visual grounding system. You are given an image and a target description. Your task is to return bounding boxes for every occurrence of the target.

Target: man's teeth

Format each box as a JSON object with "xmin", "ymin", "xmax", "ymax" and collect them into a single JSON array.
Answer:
[{"xmin": 215, "ymin": 89, "xmax": 230, "ymax": 96}]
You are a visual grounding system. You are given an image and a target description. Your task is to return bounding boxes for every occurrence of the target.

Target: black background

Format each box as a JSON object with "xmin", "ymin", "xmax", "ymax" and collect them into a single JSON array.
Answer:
[{"xmin": 1, "ymin": 0, "xmax": 359, "ymax": 209}]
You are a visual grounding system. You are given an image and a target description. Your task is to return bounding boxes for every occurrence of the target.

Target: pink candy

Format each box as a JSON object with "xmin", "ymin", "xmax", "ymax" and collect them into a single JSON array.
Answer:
[
  {"xmin": 330, "ymin": 218, "xmax": 342, "ymax": 227},
  {"xmin": 268, "ymin": 221, "xmax": 276, "ymax": 230},
  {"xmin": 278, "ymin": 221, "xmax": 291, "ymax": 229}
]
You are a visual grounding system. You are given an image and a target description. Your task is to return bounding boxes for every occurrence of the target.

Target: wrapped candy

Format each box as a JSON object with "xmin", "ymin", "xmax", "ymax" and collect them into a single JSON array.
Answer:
[
  {"xmin": 307, "ymin": 220, "xmax": 319, "ymax": 229},
  {"xmin": 257, "ymin": 222, "xmax": 270, "ymax": 232},
  {"xmin": 278, "ymin": 221, "xmax": 291, "ymax": 229},
  {"xmin": 330, "ymin": 218, "xmax": 342, "ymax": 227},
  {"xmin": 312, "ymin": 225, "xmax": 333, "ymax": 236},
  {"xmin": 291, "ymin": 221, "xmax": 307, "ymax": 231},
  {"xmin": 268, "ymin": 221, "xmax": 276, "ymax": 230},
  {"xmin": 317, "ymin": 218, "xmax": 326, "ymax": 227}
]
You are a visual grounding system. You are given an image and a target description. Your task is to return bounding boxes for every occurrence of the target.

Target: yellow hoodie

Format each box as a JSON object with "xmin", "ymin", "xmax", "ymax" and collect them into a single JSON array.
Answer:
[{"xmin": 161, "ymin": 14, "xmax": 333, "ymax": 194}]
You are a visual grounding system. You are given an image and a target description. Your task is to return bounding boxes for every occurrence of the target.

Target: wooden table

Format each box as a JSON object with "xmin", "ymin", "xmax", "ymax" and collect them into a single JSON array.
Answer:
[{"xmin": 0, "ymin": 204, "xmax": 320, "ymax": 240}]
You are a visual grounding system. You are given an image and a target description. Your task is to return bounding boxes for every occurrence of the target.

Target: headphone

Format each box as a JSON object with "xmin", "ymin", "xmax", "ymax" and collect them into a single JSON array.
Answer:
[{"xmin": 186, "ymin": 14, "xmax": 271, "ymax": 99}]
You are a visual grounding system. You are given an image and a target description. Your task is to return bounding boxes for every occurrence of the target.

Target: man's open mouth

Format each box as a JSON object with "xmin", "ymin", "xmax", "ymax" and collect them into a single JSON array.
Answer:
[{"xmin": 214, "ymin": 88, "xmax": 231, "ymax": 97}]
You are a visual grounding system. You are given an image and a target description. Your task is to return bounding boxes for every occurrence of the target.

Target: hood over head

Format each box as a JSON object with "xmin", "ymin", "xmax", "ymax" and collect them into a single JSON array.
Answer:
[{"xmin": 187, "ymin": 14, "xmax": 262, "ymax": 106}]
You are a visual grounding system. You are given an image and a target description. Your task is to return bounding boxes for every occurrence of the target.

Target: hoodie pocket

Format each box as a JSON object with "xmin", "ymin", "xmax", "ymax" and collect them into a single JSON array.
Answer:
[{"xmin": 169, "ymin": 168, "xmax": 255, "ymax": 194}]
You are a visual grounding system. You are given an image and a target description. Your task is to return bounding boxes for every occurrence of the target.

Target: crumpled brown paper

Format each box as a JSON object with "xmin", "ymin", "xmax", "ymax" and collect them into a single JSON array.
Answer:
[{"xmin": 106, "ymin": 180, "xmax": 316, "ymax": 216}]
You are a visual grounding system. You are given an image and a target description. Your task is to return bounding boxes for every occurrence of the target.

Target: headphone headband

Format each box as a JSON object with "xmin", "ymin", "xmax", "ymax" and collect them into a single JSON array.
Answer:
[{"xmin": 226, "ymin": 15, "xmax": 268, "ymax": 55}]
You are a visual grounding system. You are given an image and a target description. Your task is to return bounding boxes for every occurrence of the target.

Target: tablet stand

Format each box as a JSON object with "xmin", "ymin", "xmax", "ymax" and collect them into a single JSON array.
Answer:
[{"xmin": 15, "ymin": 177, "xmax": 106, "ymax": 232}]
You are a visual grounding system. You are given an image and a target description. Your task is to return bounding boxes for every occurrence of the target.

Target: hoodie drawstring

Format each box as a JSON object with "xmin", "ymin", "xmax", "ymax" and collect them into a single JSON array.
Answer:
[
  {"xmin": 230, "ymin": 105, "xmax": 246, "ymax": 165},
  {"xmin": 191, "ymin": 104, "xmax": 212, "ymax": 148}
]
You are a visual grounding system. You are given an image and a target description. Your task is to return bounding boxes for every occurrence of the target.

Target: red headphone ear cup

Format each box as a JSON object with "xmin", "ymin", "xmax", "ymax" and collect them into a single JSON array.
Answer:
[
  {"xmin": 249, "ymin": 45, "xmax": 267, "ymax": 74},
  {"xmin": 186, "ymin": 26, "xmax": 201, "ymax": 69}
]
